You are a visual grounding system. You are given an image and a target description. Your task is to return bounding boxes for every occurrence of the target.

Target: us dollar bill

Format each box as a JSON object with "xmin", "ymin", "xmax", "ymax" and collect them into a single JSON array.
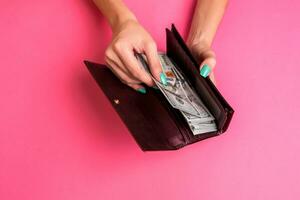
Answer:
[
  {"xmin": 158, "ymin": 54, "xmax": 214, "ymax": 120},
  {"xmin": 154, "ymin": 80, "xmax": 201, "ymax": 116},
  {"xmin": 190, "ymin": 122, "xmax": 218, "ymax": 135},
  {"xmin": 136, "ymin": 53, "xmax": 217, "ymax": 135},
  {"xmin": 137, "ymin": 53, "xmax": 200, "ymax": 116}
]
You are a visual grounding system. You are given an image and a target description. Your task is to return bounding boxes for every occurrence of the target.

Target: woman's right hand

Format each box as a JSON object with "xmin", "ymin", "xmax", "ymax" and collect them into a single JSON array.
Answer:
[{"xmin": 104, "ymin": 19, "xmax": 166, "ymax": 94}]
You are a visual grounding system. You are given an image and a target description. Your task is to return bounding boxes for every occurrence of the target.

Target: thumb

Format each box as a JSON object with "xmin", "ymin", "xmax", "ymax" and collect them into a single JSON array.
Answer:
[
  {"xmin": 199, "ymin": 51, "xmax": 216, "ymax": 78},
  {"xmin": 144, "ymin": 42, "xmax": 167, "ymax": 86}
]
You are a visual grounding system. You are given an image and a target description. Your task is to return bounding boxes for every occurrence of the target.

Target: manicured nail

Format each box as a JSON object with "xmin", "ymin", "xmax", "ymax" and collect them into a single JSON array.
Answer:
[
  {"xmin": 137, "ymin": 88, "xmax": 146, "ymax": 94},
  {"xmin": 160, "ymin": 72, "xmax": 167, "ymax": 85},
  {"xmin": 200, "ymin": 64, "xmax": 211, "ymax": 78}
]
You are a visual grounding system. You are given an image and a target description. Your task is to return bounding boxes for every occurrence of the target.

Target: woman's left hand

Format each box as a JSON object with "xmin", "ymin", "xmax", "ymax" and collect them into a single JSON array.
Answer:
[{"xmin": 188, "ymin": 42, "xmax": 217, "ymax": 85}]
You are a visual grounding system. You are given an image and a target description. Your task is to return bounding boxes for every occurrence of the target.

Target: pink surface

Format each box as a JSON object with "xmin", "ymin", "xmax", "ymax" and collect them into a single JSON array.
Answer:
[{"xmin": 1, "ymin": 0, "xmax": 300, "ymax": 199}]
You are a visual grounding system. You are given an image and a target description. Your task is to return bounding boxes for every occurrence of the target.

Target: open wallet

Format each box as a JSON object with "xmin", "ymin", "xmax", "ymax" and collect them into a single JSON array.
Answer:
[{"xmin": 84, "ymin": 24, "xmax": 234, "ymax": 151}]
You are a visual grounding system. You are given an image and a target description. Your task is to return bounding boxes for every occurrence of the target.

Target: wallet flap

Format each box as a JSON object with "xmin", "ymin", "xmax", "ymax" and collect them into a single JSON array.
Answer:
[{"xmin": 84, "ymin": 61, "xmax": 187, "ymax": 151}]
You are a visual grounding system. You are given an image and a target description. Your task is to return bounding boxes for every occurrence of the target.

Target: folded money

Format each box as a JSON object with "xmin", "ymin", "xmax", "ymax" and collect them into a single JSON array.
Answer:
[{"xmin": 136, "ymin": 53, "xmax": 217, "ymax": 135}]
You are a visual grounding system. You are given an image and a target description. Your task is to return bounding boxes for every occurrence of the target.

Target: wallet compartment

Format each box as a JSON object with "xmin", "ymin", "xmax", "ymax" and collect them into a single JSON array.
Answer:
[{"xmin": 166, "ymin": 25, "xmax": 234, "ymax": 135}]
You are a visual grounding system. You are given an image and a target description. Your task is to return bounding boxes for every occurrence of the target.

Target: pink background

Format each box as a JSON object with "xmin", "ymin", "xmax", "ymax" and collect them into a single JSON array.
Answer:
[{"xmin": 1, "ymin": 0, "xmax": 300, "ymax": 199}]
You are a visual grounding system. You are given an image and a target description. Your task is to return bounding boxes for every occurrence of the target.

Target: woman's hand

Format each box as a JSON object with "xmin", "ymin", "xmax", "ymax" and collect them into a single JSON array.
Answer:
[
  {"xmin": 188, "ymin": 41, "xmax": 217, "ymax": 84},
  {"xmin": 104, "ymin": 19, "xmax": 165, "ymax": 93},
  {"xmin": 186, "ymin": 0, "xmax": 228, "ymax": 85}
]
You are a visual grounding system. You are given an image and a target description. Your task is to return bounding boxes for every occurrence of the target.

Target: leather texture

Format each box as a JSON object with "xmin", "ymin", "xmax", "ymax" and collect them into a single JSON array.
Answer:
[{"xmin": 84, "ymin": 25, "xmax": 234, "ymax": 151}]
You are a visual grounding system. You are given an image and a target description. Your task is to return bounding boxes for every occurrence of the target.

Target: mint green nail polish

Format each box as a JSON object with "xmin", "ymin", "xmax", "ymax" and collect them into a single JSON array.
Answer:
[
  {"xmin": 160, "ymin": 72, "xmax": 167, "ymax": 85},
  {"xmin": 137, "ymin": 88, "xmax": 146, "ymax": 94},
  {"xmin": 200, "ymin": 64, "xmax": 211, "ymax": 78}
]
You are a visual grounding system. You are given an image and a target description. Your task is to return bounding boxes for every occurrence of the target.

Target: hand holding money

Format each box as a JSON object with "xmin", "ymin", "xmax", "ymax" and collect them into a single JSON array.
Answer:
[
  {"xmin": 104, "ymin": 19, "xmax": 167, "ymax": 93},
  {"xmin": 136, "ymin": 53, "xmax": 217, "ymax": 135}
]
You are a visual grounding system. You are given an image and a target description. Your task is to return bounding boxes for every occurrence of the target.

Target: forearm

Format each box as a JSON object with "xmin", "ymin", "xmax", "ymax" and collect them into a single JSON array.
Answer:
[
  {"xmin": 93, "ymin": 0, "xmax": 137, "ymax": 31},
  {"xmin": 187, "ymin": 0, "xmax": 228, "ymax": 47}
]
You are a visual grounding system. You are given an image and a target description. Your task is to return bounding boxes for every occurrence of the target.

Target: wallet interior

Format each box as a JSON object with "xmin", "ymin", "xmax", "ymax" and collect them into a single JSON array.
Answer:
[
  {"xmin": 167, "ymin": 25, "xmax": 234, "ymax": 133},
  {"xmin": 84, "ymin": 24, "xmax": 233, "ymax": 151}
]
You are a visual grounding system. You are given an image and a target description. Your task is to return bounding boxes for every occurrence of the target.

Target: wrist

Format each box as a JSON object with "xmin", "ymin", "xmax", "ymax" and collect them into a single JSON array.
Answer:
[
  {"xmin": 187, "ymin": 34, "xmax": 211, "ymax": 49},
  {"xmin": 110, "ymin": 9, "xmax": 138, "ymax": 33},
  {"xmin": 187, "ymin": 39, "xmax": 211, "ymax": 55}
]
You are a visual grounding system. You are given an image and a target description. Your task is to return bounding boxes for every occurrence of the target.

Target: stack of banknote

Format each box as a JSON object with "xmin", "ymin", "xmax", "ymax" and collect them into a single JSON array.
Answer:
[{"xmin": 136, "ymin": 53, "xmax": 217, "ymax": 135}]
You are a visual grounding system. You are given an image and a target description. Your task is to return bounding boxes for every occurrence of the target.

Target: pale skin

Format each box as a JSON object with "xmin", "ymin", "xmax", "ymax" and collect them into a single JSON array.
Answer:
[{"xmin": 93, "ymin": 0, "xmax": 228, "ymax": 92}]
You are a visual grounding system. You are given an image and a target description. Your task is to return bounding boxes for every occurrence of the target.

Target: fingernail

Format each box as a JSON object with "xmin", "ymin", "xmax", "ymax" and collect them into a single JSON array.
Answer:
[
  {"xmin": 160, "ymin": 72, "xmax": 167, "ymax": 85},
  {"xmin": 200, "ymin": 64, "xmax": 211, "ymax": 78},
  {"xmin": 137, "ymin": 88, "xmax": 146, "ymax": 94}
]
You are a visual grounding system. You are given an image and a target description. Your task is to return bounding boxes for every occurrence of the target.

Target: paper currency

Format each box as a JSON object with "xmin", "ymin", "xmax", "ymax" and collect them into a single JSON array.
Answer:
[
  {"xmin": 136, "ymin": 53, "xmax": 217, "ymax": 135},
  {"xmin": 154, "ymin": 80, "xmax": 201, "ymax": 116}
]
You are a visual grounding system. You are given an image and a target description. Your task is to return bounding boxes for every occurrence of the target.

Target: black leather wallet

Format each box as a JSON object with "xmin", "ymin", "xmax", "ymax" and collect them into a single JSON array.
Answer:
[{"xmin": 84, "ymin": 24, "xmax": 234, "ymax": 151}]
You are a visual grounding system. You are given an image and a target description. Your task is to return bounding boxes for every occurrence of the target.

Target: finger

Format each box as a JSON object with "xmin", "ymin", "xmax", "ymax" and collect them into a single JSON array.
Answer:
[
  {"xmin": 106, "ymin": 61, "xmax": 146, "ymax": 93},
  {"xmin": 106, "ymin": 60, "xmax": 141, "ymax": 85},
  {"xmin": 115, "ymin": 47, "xmax": 154, "ymax": 86},
  {"xmin": 128, "ymin": 83, "xmax": 147, "ymax": 94},
  {"xmin": 105, "ymin": 48, "xmax": 131, "ymax": 75},
  {"xmin": 143, "ymin": 42, "xmax": 167, "ymax": 85},
  {"xmin": 199, "ymin": 52, "xmax": 216, "ymax": 78},
  {"xmin": 105, "ymin": 49, "xmax": 141, "ymax": 83}
]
